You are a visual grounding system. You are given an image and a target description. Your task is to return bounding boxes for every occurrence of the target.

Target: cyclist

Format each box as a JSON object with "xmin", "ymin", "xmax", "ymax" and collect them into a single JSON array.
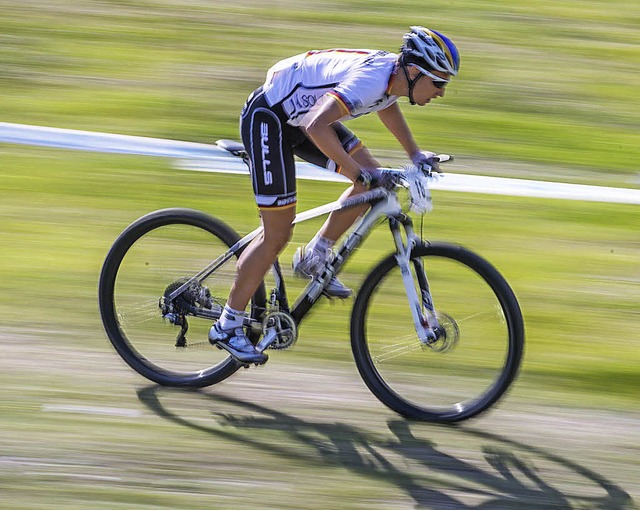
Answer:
[{"xmin": 209, "ymin": 26, "xmax": 460, "ymax": 363}]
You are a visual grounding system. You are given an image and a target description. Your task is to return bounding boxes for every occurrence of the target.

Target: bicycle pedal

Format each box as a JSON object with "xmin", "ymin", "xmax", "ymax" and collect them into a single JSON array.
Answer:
[
  {"xmin": 322, "ymin": 292, "xmax": 351, "ymax": 301},
  {"xmin": 238, "ymin": 359, "xmax": 268, "ymax": 369}
]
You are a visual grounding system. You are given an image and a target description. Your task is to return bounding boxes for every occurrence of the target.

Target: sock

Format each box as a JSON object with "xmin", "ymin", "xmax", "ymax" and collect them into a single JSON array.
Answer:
[
  {"xmin": 307, "ymin": 235, "xmax": 335, "ymax": 256},
  {"xmin": 302, "ymin": 235, "xmax": 336, "ymax": 277},
  {"xmin": 217, "ymin": 304, "xmax": 247, "ymax": 330}
]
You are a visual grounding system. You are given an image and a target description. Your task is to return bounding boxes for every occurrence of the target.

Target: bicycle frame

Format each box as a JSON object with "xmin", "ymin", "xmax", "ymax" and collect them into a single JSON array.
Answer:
[{"xmin": 164, "ymin": 184, "xmax": 439, "ymax": 349}]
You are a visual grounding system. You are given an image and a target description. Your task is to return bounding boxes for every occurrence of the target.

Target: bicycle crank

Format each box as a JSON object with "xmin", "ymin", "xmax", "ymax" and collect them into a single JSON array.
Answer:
[{"xmin": 256, "ymin": 311, "xmax": 298, "ymax": 352}]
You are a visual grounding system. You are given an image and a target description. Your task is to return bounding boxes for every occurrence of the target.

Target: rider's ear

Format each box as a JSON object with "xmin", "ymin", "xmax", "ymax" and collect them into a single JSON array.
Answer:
[{"xmin": 408, "ymin": 65, "xmax": 422, "ymax": 79}]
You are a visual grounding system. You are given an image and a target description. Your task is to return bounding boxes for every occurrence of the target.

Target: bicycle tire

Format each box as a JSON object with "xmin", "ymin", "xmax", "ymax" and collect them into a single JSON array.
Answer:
[
  {"xmin": 351, "ymin": 242, "xmax": 524, "ymax": 422},
  {"xmin": 99, "ymin": 208, "xmax": 267, "ymax": 387}
]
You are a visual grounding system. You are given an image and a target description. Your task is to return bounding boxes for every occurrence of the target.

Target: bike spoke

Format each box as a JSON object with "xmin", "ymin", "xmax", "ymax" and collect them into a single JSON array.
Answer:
[
  {"xmin": 374, "ymin": 336, "xmax": 424, "ymax": 363},
  {"xmin": 115, "ymin": 299, "xmax": 160, "ymax": 325}
]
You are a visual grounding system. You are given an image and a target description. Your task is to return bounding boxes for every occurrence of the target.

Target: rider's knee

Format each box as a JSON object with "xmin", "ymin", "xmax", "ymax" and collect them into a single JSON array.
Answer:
[
  {"xmin": 259, "ymin": 224, "xmax": 292, "ymax": 257},
  {"xmin": 258, "ymin": 206, "xmax": 295, "ymax": 255},
  {"xmin": 266, "ymin": 227, "xmax": 293, "ymax": 250}
]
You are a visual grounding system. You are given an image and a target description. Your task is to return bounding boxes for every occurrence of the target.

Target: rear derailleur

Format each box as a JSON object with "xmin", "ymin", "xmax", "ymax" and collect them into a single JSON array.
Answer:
[{"xmin": 159, "ymin": 278, "xmax": 216, "ymax": 348}]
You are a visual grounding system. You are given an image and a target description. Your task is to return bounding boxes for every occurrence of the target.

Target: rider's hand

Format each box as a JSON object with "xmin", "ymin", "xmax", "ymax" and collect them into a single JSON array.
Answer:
[
  {"xmin": 410, "ymin": 150, "xmax": 441, "ymax": 176},
  {"xmin": 359, "ymin": 168, "xmax": 396, "ymax": 190}
]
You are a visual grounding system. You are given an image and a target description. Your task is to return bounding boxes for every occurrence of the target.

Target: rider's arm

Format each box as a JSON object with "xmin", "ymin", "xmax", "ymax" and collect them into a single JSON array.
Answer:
[
  {"xmin": 376, "ymin": 102, "xmax": 421, "ymax": 158},
  {"xmin": 300, "ymin": 96, "xmax": 363, "ymax": 181}
]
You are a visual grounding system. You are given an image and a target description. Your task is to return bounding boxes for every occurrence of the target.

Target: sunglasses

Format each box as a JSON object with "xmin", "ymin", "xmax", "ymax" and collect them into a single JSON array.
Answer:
[
  {"xmin": 432, "ymin": 79, "xmax": 449, "ymax": 89},
  {"xmin": 418, "ymin": 67, "xmax": 450, "ymax": 89}
]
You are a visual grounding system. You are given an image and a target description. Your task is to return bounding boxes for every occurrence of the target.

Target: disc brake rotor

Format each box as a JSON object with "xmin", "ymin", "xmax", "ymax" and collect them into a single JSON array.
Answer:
[{"xmin": 429, "ymin": 312, "xmax": 459, "ymax": 353}]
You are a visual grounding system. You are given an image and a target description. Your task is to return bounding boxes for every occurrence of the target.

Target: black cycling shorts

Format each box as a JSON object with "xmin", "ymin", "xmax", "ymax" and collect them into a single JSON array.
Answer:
[{"xmin": 240, "ymin": 87, "xmax": 362, "ymax": 209}]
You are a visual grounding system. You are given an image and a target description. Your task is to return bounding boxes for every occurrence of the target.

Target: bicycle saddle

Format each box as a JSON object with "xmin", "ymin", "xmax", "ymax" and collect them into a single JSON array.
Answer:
[{"xmin": 216, "ymin": 139, "xmax": 247, "ymax": 158}]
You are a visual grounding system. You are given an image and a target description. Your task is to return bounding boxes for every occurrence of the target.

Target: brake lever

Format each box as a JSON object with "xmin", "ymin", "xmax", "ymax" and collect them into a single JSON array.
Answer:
[
  {"xmin": 436, "ymin": 154, "xmax": 453, "ymax": 163},
  {"xmin": 425, "ymin": 169, "xmax": 443, "ymax": 181},
  {"xmin": 424, "ymin": 154, "xmax": 452, "ymax": 179}
]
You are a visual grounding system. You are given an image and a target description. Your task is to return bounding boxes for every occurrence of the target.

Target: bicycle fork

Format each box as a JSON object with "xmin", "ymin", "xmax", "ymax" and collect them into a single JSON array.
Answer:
[{"xmin": 390, "ymin": 217, "xmax": 441, "ymax": 344}]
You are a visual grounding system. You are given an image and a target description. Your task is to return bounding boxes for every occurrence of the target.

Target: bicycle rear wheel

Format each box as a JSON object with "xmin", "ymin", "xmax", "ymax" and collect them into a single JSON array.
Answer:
[
  {"xmin": 99, "ymin": 208, "xmax": 266, "ymax": 387},
  {"xmin": 351, "ymin": 242, "xmax": 524, "ymax": 422}
]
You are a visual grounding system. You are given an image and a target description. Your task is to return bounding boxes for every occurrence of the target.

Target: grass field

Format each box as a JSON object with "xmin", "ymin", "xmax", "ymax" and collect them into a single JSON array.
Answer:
[
  {"xmin": 1, "ymin": 0, "xmax": 639, "ymax": 175},
  {"xmin": 1, "ymin": 1, "xmax": 639, "ymax": 508}
]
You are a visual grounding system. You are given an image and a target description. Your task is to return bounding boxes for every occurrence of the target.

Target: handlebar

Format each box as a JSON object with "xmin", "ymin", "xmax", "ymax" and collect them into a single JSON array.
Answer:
[
  {"xmin": 380, "ymin": 153, "xmax": 452, "ymax": 185},
  {"xmin": 384, "ymin": 155, "xmax": 452, "ymax": 214}
]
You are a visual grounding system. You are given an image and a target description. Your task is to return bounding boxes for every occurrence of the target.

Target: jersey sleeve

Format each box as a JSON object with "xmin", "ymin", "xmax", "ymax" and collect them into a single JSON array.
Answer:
[{"xmin": 329, "ymin": 64, "xmax": 392, "ymax": 115}]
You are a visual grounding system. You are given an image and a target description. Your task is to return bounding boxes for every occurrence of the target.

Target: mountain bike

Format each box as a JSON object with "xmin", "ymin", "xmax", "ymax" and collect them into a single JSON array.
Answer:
[{"xmin": 99, "ymin": 141, "xmax": 525, "ymax": 422}]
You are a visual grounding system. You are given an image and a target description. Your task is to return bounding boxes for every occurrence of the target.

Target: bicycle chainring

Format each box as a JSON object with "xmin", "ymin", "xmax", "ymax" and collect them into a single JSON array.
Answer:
[{"xmin": 262, "ymin": 311, "xmax": 298, "ymax": 350}]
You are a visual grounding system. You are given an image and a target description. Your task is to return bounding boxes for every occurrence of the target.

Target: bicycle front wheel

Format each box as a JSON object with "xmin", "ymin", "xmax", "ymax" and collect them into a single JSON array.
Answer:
[
  {"xmin": 99, "ymin": 208, "xmax": 266, "ymax": 387},
  {"xmin": 351, "ymin": 242, "xmax": 524, "ymax": 422}
]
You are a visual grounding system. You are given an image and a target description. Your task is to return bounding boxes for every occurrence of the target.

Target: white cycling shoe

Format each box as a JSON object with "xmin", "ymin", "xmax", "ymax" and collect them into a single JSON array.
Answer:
[
  {"xmin": 292, "ymin": 247, "xmax": 353, "ymax": 299},
  {"xmin": 208, "ymin": 323, "xmax": 268, "ymax": 365}
]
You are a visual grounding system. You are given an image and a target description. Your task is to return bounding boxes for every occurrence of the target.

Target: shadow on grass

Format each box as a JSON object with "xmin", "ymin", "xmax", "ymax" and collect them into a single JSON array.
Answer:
[{"xmin": 137, "ymin": 385, "xmax": 635, "ymax": 510}]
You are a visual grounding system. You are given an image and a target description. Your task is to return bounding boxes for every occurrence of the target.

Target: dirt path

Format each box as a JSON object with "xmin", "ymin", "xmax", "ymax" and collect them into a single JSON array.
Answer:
[{"xmin": 1, "ymin": 328, "xmax": 638, "ymax": 509}]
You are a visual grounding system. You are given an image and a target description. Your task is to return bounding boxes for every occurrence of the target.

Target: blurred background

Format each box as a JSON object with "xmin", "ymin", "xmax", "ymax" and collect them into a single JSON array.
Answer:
[{"xmin": 0, "ymin": 1, "xmax": 638, "ymax": 508}]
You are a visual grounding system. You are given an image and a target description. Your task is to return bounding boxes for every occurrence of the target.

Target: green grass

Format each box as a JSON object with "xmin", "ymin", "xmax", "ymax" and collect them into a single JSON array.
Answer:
[{"xmin": 1, "ymin": 0, "xmax": 639, "ymax": 175}]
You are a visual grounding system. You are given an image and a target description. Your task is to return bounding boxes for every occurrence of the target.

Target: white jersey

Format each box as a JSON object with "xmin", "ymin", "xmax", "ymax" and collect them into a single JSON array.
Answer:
[{"xmin": 263, "ymin": 49, "xmax": 399, "ymax": 127}]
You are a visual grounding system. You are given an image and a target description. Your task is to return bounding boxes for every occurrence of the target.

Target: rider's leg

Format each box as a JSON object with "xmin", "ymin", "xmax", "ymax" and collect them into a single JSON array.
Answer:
[
  {"xmin": 212, "ymin": 86, "xmax": 297, "ymax": 362},
  {"xmin": 292, "ymin": 145, "xmax": 381, "ymax": 298},
  {"xmin": 290, "ymin": 122, "xmax": 380, "ymax": 245},
  {"xmin": 227, "ymin": 206, "xmax": 295, "ymax": 312},
  {"xmin": 228, "ymin": 85, "xmax": 297, "ymax": 314},
  {"xmin": 311, "ymin": 145, "xmax": 380, "ymax": 245},
  {"xmin": 209, "ymin": 206, "xmax": 295, "ymax": 362}
]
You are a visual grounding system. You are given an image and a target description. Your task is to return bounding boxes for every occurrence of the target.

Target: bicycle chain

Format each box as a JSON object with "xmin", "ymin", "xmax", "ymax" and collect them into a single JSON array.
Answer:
[{"xmin": 176, "ymin": 340, "xmax": 210, "ymax": 349}]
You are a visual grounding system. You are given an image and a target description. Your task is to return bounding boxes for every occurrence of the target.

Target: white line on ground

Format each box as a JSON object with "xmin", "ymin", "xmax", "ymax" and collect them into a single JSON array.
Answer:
[
  {"xmin": 2, "ymin": 122, "xmax": 638, "ymax": 204},
  {"xmin": 42, "ymin": 404, "xmax": 142, "ymax": 417}
]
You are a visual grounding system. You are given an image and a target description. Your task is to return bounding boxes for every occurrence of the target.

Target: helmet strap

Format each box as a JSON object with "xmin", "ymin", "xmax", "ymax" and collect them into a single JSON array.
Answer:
[{"xmin": 400, "ymin": 57, "xmax": 424, "ymax": 106}]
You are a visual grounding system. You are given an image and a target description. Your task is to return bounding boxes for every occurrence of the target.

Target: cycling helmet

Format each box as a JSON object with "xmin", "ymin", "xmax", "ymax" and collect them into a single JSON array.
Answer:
[
  {"xmin": 401, "ymin": 26, "xmax": 460, "ymax": 76},
  {"xmin": 399, "ymin": 26, "xmax": 460, "ymax": 105}
]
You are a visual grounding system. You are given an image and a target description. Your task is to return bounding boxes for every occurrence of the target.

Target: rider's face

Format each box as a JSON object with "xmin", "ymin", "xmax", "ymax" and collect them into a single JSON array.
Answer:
[{"xmin": 411, "ymin": 69, "xmax": 450, "ymax": 106}]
